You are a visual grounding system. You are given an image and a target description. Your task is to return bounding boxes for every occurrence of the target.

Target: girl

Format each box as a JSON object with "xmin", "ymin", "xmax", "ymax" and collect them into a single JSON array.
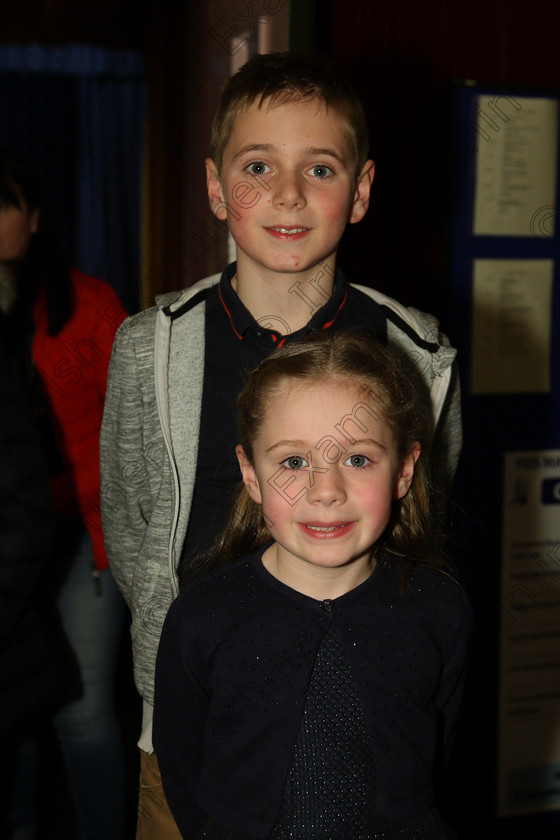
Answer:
[{"xmin": 153, "ymin": 329, "xmax": 470, "ymax": 840}]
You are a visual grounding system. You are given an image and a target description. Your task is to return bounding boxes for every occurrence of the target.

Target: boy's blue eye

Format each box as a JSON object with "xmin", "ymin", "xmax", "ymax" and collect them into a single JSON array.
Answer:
[
  {"xmin": 281, "ymin": 455, "xmax": 309, "ymax": 470},
  {"xmin": 309, "ymin": 164, "xmax": 333, "ymax": 178},
  {"xmin": 246, "ymin": 161, "xmax": 269, "ymax": 176},
  {"xmin": 344, "ymin": 454, "xmax": 370, "ymax": 468}
]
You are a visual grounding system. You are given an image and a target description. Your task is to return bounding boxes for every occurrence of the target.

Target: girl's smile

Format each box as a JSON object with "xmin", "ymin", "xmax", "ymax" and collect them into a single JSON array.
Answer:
[{"xmin": 297, "ymin": 521, "xmax": 356, "ymax": 538}]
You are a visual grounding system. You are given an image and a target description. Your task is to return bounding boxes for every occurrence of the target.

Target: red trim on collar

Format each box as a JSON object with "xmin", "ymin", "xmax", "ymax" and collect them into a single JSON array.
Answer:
[
  {"xmin": 219, "ymin": 281, "xmax": 348, "ymax": 342},
  {"xmin": 321, "ymin": 288, "xmax": 348, "ymax": 329},
  {"xmin": 218, "ymin": 284, "xmax": 243, "ymax": 340}
]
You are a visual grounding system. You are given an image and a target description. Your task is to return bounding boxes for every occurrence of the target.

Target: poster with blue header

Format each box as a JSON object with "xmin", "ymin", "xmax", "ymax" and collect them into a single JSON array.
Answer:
[{"xmin": 500, "ymin": 450, "xmax": 560, "ymax": 815}]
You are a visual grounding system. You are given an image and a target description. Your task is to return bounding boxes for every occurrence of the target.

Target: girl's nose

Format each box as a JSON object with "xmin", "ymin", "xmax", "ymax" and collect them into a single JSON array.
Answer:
[{"xmin": 306, "ymin": 464, "xmax": 346, "ymax": 505}]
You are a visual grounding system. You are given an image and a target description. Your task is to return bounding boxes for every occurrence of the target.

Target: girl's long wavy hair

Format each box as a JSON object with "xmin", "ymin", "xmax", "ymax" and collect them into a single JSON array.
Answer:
[{"xmin": 185, "ymin": 328, "xmax": 447, "ymax": 586}]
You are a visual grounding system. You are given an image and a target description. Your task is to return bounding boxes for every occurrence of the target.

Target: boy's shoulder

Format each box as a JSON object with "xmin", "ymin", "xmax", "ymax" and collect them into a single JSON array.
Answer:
[
  {"xmin": 112, "ymin": 273, "xmax": 221, "ymax": 348},
  {"xmin": 154, "ymin": 273, "xmax": 221, "ymax": 318},
  {"xmin": 348, "ymin": 282, "xmax": 445, "ymax": 345}
]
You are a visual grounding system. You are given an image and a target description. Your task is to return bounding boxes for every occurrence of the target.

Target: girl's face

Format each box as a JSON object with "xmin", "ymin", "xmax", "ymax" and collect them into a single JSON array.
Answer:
[
  {"xmin": 237, "ymin": 378, "xmax": 419, "ymax": 593},
  {"xmin": 0, "ymin": 190, "xmax": 39, "ymax": 263}
]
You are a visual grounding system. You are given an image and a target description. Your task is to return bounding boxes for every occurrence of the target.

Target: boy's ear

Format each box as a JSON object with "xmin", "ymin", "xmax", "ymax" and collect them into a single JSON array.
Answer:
[
  {"xmin": 236, "ymin": 445, "xmax": 262, "ymax": 504},
  {"xmin": 394, "ymin": 441, "xmax": 421, "ymax": 500},
  {"xmin": 348, "ymin": 159, "xmax": 375, "ymax": 225},
  {"xmin": 205, "ymin": 158, "xmax": 227, "ymax": 220}
]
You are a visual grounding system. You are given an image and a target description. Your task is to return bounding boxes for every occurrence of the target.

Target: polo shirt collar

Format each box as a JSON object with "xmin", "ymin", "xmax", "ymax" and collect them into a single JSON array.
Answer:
[{"xmin": 218, "ymin": 261, "xmax": 349, "ymax": 343}]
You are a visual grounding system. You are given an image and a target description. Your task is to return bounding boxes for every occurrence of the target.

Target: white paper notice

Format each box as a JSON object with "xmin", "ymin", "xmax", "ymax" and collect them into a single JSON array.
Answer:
[
  {"xmin": 473, "ymin": 95, "xmax": 558, "ymax": 237},
  {"xmin": 499, "ymin": 451, "xmax": 560, "ymax": 816},
  {"xmin": 471, "ymin": 259, "xmax": 553, "ymax": 394}
]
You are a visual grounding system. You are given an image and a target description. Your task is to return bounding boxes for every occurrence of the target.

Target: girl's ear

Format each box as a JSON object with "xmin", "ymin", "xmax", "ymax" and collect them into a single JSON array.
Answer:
[
  {"xmin": 205, "ymin": 157, "xmax": 227, "ymax": 220},
  {"xmin": 236, "ymin": 445, "xmax": 262, "ymax": 504},
  {"xmin": 394, "ymin": 441, "xmax": 421, "ymax": 500}
]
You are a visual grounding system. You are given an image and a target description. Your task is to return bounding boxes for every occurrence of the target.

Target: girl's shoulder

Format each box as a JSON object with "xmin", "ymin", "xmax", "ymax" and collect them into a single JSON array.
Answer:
[
  {"xmin": 405, "ymin": 562, "xmax": 468, "ymax": 599},
  {"xmin": 171, "ymin": 551, "xmax": 263, "ymax": 613},
  {"xmin": 378, "ymin": 559, "xmax": 471, "ymax": 633},
  {"xmin": 164, "ymin": 550, "xmax": 284, "ymax": 654}
]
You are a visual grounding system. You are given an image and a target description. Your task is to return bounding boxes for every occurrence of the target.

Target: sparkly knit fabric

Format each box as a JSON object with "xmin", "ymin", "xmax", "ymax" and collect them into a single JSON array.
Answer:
[
  {"xmin": 155, "ymin": 550, "xmax": 471, "ymax": 839},
  {"xmin": 197, "ymin": 811, "xmax": 457, "ymax": 840},
  {"xmin": 196, "ymin": 622, "xmax": 458, "ymax": 840},
  {"xmin": 269, "ymin": 622, "xmax": 377, "ymax": 838}
]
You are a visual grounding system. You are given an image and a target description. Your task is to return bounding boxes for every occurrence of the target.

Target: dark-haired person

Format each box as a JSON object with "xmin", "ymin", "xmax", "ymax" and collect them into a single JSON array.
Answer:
[
  {"xmin": 0, "ymin": 342, "xmax": 56, "ymax": 839},
  {"xmin": 0, "ymin": 148, "xmax": 128, "ymax": 840}
]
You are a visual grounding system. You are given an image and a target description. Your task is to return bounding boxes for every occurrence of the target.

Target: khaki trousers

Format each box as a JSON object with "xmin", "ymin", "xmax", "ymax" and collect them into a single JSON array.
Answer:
[{"xmin": 136, "ymin": 749, "xmax": 183, "ymax": 840}]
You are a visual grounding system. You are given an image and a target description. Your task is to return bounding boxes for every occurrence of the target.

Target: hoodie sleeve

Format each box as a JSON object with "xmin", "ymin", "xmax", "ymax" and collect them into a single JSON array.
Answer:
[{"xmin": 99, "ymin": 314, "xmax": 156, "ymax": 605}]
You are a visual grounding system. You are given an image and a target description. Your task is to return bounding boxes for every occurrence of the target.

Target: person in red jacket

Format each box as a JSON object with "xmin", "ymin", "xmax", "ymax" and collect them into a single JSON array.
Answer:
[{"xmin": 0, "ymin": 148, "xmax": 128, "ymax": 840}]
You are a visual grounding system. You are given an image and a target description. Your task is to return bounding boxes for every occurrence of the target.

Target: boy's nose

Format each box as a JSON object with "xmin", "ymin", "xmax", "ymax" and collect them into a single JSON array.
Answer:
[{"xmin": 272, "ymin": 171, "xmax": 306, "ymax": 209}]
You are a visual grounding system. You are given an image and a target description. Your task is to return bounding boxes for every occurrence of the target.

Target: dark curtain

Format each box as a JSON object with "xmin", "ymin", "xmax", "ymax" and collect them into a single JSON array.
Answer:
[{"xmin": 0, "ymin": 44, "xmax": 145, "ymax": 313}]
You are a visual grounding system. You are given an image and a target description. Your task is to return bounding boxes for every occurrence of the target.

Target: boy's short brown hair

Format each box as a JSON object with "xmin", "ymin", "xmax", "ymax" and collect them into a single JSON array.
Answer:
[{"xmin": 210, "ymin": 52, "xmax": 370, "ymax": 178}]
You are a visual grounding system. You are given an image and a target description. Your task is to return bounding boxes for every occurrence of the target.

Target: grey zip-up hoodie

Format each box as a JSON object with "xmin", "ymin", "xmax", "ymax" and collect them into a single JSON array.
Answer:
[{"xmin": 99, "ymin": 273, "xmax": 461, "ymax": 750}]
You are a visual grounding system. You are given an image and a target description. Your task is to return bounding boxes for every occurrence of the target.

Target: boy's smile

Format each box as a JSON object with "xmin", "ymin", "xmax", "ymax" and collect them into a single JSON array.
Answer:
[{"xmin": 206, "ymin": 98, "xmax": 374, "ymax": 296}]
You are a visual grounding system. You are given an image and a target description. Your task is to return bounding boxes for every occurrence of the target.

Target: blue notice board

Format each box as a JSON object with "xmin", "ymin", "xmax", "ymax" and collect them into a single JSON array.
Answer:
[{"xmin": 448, "ymin": 82, "xmax": 560, "ymax": 838}]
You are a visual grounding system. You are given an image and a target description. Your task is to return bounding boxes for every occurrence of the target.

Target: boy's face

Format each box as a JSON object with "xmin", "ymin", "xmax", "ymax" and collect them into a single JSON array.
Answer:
[{"xmin": 206, "ymin": 98, "xmax": 374, "ymax": 285}]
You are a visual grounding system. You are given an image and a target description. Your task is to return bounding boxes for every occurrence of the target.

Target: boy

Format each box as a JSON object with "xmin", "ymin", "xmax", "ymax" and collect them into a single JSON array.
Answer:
[{"xmin": 100, "ymin": 52, "xmax": 461, "ymax": 838}]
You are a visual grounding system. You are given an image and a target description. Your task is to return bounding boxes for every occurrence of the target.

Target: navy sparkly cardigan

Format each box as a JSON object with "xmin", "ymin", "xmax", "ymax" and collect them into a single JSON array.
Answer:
[{"xmin": 153, "ymin": 548, "xmax": 471, "ymax": 840}]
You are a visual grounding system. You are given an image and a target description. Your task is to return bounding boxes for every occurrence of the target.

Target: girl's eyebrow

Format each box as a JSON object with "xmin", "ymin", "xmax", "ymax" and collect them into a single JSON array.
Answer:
[
  {"xmin": 266, "ymin": 439, "xmax": 309, "ymax": 453},
  {"xmin": 266, "ymin": 437, "xmax": 387, "ymax": 453},
  {"xmin": 348, "ymin": 438, "xmax": 387, "ymax": 450}
]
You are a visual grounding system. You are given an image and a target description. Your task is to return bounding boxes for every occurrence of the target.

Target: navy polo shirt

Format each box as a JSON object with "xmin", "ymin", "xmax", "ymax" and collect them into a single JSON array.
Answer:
[{"xmin": 179, "ymin": 262, "xmax": 388, "ymax": 572}]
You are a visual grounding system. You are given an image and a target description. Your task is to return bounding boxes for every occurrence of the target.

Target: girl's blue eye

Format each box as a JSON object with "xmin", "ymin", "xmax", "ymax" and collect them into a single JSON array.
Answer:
[
  {"xmin": 282, "ymin": 455, "xmax": 309, "ymax": 470},
  {"xmin": 344, "ymin": 454, "xmax": 370, "ymax": 468},
  {"xmin": 309, "ymin": 164, "xmax": 333, "ymax": 178},
  {"xmin": 246, "ymin": 161, "xmax": 269, "ymax": 175}
]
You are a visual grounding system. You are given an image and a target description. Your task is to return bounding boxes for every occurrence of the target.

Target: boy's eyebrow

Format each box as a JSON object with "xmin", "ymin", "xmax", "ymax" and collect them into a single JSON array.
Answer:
[
  {"xmin": 233, "ymin": 144, "xmax": 347, "ymax": 164},
  {"xmin": 234, "ymin": 143, "xmax": 275, "ymax": 160},
  {"xmin": 303, "ymin": 147, "xmax": 346, "ymax": 163}
]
